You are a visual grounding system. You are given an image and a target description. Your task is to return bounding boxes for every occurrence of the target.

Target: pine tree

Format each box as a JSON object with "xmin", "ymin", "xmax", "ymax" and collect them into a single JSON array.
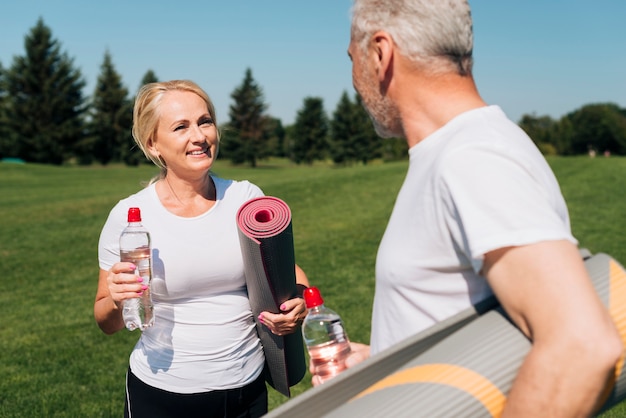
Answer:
[
  {"xmin": 290, "ymin": 97, "xmax": 328, "ymax": 165},
  {"xmin": 3, "ymin": 18, "xmax": 86, "ymax": 164},
  {"xmin": 265, "ymin": 117, "xmax": 286, "ymax": 157},
  {"xmin": 0, "ymin": 62, "xmax": 12, "ymax": 160},
  {"xmin": 329, "ymin": 91, "xmax": 357, "ymax": 164},
  {"xmin": 138, "ymin": 70, "xmax": 159, "ymax": 90},
  {"xmin": 329, "ymin": 92, "xmax": 389, "ymax": 165},
  {"xmin": 380, "ymin": 136, "xmax": 408, "ymax": 161},
  {"xmin": 86, "ymin": 50, "xmax": 133, "ymax": 165},
  {"xmin": 224, "ymin": 68, "xmax": 269, "ymax": 167},
  {"xmin": 126, "ymin": 70, "xmax": 160, "ymax": 165},
  {"xmin": 352, "ymin": 94, "xmax": 382, "ymax": 164}
]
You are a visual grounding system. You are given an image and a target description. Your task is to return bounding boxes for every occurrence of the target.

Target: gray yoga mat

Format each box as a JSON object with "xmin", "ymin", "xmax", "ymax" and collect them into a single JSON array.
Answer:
[
  {"xmin": 237, "ymin": 196, "xmax": 306, "ymax": 398},
  {"xmin": 266, "ymin": 252, "xmax": 626, "ymax": 417}
]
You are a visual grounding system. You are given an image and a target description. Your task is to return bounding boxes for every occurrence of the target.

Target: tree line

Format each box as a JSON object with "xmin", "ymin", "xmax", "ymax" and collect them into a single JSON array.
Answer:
[
  {"xmin": 1, "ymin": 19, "xmax": 625, "ymax": 167},
  {"xmin": 518, "ymin": 104, "xmax": 626, "ymax": 156}
]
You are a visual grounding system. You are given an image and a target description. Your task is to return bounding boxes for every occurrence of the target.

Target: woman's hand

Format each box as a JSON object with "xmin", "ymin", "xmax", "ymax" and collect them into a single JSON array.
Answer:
[
  {"xmin": 95, "ymin": 263, "xmax": 146, "ymax": 335},
  {"xmin": 259, "ymin": 297, "xmax": 307, "ymax": 336},
  {"xmin": 106, "ymin": 262, "xmax": 147, "ymax": 308}
]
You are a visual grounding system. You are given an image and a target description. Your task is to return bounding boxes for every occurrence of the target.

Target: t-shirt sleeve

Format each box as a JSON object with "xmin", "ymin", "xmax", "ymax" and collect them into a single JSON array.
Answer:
[
  {"xmin": 246, "ymin": 181, "xmax": 264, "ymax": 199},
  {"xmin": 440, "ymin": 145, "xmax": 576, "ymax": 273},
  {"xmin": 98, "ymin": 202, "xmax": 128, "ymax": 271}
]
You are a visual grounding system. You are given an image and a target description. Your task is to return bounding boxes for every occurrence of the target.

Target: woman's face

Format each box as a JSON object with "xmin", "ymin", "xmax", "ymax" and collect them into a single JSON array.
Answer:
[{"xmin": 149, "ymin": 90, "xmax": 218, "ymax": 177}]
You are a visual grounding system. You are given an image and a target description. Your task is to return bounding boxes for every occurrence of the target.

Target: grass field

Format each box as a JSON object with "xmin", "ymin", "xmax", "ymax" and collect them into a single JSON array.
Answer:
[{"xmin": 1, "ymin": 156, "xmax": 625, "ymax": 417}]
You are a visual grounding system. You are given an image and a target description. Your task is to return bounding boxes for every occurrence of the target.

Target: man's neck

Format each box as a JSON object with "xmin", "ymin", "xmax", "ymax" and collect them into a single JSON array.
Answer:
[{"xmin": 393, "ymin": 69, "xmax": 487, "ymax": 148}]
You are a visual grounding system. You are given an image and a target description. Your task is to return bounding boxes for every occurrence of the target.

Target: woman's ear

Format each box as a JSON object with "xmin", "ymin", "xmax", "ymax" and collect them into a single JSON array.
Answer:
[{"xmin": 146, "ymin": 138, "xmax": 159, "ymax": 158}]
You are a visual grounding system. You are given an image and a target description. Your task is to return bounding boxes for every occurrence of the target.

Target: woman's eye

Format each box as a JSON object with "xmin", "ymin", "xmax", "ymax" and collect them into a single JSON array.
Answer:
[
  {"xmin": 200, "ymin": 118, "xmax": 214, "ymax": 126},
  {"xmin": 174, "ymin": 124, "xmax": 186, "ymax": 131}
]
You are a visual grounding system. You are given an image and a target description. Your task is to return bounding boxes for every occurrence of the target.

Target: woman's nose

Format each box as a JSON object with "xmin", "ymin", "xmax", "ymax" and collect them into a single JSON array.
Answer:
[{"xmin": 191, "ymin": 124, "xmax": 205, "ymax": 141}]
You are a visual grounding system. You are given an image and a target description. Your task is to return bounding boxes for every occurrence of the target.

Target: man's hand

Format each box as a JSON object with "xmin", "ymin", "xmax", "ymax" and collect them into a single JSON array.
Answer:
[{"xmin": 310, "ymin": 342, "xmax": 371, "ymax": 386}]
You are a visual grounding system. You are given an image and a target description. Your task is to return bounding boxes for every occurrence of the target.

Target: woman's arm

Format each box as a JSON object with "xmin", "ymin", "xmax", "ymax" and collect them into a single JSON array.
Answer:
[{"xmin": 295, "ymin": 264, "xmax": 310, "ymax": 296}]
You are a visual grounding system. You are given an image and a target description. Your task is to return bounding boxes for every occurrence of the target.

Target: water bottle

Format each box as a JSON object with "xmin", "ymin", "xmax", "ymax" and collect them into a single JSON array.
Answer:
[
  {"xmin": 302, "ymin": 287, "xmax": 351, "ymax": 383},
  {"xmin": 119, "ymin": 207, "xmax": 154, "ymax": 331}
]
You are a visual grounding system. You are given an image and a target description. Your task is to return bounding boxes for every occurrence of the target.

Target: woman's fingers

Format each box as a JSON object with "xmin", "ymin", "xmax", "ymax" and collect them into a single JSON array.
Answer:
[
  {"xmin": 107, "ymin": 263, "xmax": 146, "ymax": 303},
  {"xmin": 259, "ymin": 298, "xmax": 307, "ymax": 336}
]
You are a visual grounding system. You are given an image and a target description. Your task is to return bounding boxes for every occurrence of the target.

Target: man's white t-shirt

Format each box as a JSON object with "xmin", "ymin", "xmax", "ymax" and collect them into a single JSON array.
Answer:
[
  {"xmin": 371, "ymin": 106, "xmax": 576, "ymax": 354},
  {"xmin": 99, "ymin": 176, "xmax": 265, "ymax": 393}
]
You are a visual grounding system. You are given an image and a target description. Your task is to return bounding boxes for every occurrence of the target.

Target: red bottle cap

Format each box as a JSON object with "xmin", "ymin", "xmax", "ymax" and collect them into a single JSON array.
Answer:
[
  {"xmin": 303, "ymin": 286, "xmax": 324, "ymax": 309},
  {"xmin": 127, "ymin": 207, "xmax": 142, "ymax": 222}
]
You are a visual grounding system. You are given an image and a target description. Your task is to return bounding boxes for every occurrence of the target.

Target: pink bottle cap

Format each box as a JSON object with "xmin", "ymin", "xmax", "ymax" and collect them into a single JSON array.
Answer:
[{"xmin": 303, "ymin": 286, "xmax": 324, "ymax": 309}]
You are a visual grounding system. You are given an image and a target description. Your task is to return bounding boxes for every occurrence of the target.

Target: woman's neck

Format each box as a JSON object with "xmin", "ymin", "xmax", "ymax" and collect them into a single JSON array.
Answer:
[{"xmin": 157, "ymin": 173, "xmax": 216, "ymax": 217}]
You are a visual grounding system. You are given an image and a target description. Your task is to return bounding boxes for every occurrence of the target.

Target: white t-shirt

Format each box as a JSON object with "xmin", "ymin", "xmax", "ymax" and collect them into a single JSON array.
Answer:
[
  {"xmin": 98, "ymin": 176, "xmax": 266, "ymax": 393},
  {"xmin": 371, "ymin": 106, "xmax": 576, "ymax": 354}
]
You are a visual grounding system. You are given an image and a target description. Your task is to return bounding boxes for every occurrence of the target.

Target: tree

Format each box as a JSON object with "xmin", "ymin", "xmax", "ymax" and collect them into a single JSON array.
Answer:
[
  {"xmin": 290, "ymin": 97, "xmax": 328, "ymax": 164},
  {"xmin": 264, "ymin": 116, "xmax": 287, "ymax": 157},
  {"xmin": 566, "ymin": 103, "xmax": 626, "ymax": 156},
  {"xmin": 551, "ymin": 116, "xmax": 575, "ymax": 156},
  {"xmin": 380, "ymin": 137, "xmax": 408, "ymax": 161},
  {"xmin": 223, "ymin": 68, "xmax": 269, "ymax": 167},
  {"xmin": 329, "ymin": 92, "xmax": 382, "ymax": 165},
  {"xmin": 352, "ymin": 94, "xmax": 381, "ymax": 164},
  {"xmin": 0, "ymin": 61, "xmax": 13, "ymax": 160},
  {"xmin": 518, "ymin": 113, "xmax": 558, "ymax": 155},
  {"xmin": 84, "ymin": 50, "xmax": 133, "ymax": 165},
  {"xmin": 3, "ymin": 18, "xmax": 86, "ymax": 164},
  {"xmin": 139, "ymin": 70, "xmax": 159, "ymax": 89},
  {"xmin": 126, "ymin": 69, "xmax": 160, "ymax": 165},
  {"xmin": 329, "ymin": 91, "xmax": 356, "ymax": 164}
]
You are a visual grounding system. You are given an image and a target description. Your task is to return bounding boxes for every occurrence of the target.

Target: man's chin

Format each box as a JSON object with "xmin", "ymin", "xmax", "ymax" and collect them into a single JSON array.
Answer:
[{"xmin": 374, "ymin": 123, "xmax": 402, "ymax": 139}]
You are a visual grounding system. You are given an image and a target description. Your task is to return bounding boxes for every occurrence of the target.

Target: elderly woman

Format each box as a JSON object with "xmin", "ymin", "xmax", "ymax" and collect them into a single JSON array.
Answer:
[{"xmin": 94, "ymin": 80, "xmax": 309, "ymax": 418}]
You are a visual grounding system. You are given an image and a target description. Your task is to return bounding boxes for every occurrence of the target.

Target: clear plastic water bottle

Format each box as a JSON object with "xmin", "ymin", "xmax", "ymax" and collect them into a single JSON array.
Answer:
[
  {"xmin": 119, "ymin": 207, "xmax": 154, "ymax": 331},
  {"xmin": 302, "ymin": 287, "xmax": 351, "ymax": 383}
]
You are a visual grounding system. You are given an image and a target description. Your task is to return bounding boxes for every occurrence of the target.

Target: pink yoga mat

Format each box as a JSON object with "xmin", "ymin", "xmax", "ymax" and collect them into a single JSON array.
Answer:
[
  {"xmin": 237, "ymin": 196, "xmax": 293, "ymax": 240},
  {"xmin": 237, "ymin": 196, "xmax": 306, "ymax": 397}
]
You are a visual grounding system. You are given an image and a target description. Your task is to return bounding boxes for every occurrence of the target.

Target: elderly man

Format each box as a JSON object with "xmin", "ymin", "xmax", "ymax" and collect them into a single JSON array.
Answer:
[{"xmin": 313, "ymin": 1, "xmax": 623, "ymax": 416}]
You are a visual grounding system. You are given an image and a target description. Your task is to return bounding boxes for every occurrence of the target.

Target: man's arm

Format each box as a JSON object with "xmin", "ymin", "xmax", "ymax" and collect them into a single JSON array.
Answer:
[{"xmin": 483, "ymin": 240, "xmax": 622, "ymax": 417}]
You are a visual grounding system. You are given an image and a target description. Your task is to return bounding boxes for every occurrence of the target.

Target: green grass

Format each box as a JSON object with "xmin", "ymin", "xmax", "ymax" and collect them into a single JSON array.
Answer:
[{"xmin": 0, "ymin": 156, "xmax": 625, "ymax": 417}]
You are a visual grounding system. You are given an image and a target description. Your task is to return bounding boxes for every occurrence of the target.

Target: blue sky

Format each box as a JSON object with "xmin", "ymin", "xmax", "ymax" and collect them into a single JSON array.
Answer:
[{"xmin": 1, "ymin": 1, "xmax": 624, "ymax": 125}]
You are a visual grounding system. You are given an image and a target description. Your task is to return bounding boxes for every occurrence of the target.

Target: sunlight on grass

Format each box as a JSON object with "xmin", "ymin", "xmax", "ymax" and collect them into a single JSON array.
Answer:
[{"xmin": 1, "ymin": 157, "xmax": 625, "ymax": 416}]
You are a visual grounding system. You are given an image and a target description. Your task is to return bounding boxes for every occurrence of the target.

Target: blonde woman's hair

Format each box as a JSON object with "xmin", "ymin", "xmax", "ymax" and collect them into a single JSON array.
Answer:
[{"xmin": 132, "ymin": 80, "xmax": 220, "ymax": 180}]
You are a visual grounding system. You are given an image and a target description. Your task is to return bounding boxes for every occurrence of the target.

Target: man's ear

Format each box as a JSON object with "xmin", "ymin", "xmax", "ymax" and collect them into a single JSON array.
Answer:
[{"xmin": 372, "ymin": 31, "xmax": 394, "ymax": 83}]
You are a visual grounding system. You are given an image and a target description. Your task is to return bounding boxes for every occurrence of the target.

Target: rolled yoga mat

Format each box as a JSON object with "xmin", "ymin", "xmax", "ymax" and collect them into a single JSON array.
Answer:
[
  {"xmin": 266, "ymin": 252, "xmax": 626, "ymax": 417},
  {"xmin": 237, "ymin": 196, "xmax": 306, "ymax": 398}
]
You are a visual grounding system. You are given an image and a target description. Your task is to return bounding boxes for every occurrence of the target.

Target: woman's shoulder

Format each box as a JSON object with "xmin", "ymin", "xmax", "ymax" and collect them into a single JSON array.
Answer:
[
  {"xmin": 119, "ymin": 183, "xmax": 156, "ymax": 204},
  {"xmin": 107, "ymin": 184, "xmax": 157, "ymax": 216},
  {"xmin": 213, "ymin": 176, "xmax": 264, "ymax": 200}
]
